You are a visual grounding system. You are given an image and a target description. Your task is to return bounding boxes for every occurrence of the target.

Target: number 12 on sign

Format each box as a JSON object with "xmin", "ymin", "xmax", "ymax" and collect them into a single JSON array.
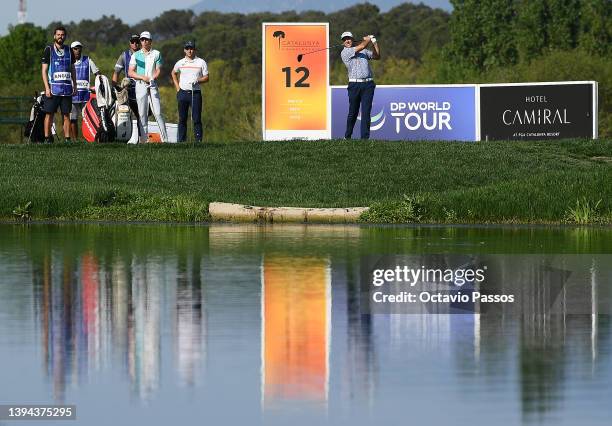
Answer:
[{"xmin": 282, "ymin": 67, "xmax": 310, "ymax": 88}]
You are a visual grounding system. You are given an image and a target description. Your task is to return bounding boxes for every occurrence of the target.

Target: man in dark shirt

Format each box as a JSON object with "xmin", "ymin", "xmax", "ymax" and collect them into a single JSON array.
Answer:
[{"xmin": 41, "ymin": 26, "xmax": 77, "ymax": 143}]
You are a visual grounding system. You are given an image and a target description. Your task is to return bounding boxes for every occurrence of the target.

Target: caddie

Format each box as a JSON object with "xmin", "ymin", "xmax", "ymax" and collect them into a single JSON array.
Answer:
[
  {"xmin": 340, "ymin": 31, "xmax": 380, "ymax": 140},
  {"xmin": 41, "ymin": 25, "xmax": 77, "ymax": 143},
  {"xmin": 112, "ymin": 34, "xmax": 141, "ymax": 122},
  {"xmin": 70, "ymin": 41, "xmax": 100, "ymax": 140}
]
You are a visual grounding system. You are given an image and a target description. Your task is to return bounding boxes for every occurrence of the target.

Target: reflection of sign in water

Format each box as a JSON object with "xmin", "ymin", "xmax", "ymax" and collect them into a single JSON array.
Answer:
[
  {"xmin": 480, "ymin": 82, "xmax": 597, "ymax": 140},
  {"xmin": 262, "ymin": 256, "xmax": 330, "ymax": 405}
]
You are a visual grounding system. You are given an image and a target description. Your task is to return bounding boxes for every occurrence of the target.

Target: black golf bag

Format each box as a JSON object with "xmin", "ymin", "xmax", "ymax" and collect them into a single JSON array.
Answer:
[{"xmin": 24, "ymin": 92, "xmax": 46, "ymax": 143}]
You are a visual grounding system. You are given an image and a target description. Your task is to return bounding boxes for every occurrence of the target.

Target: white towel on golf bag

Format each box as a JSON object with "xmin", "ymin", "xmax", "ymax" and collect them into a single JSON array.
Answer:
[{"xmin": 94, "ymin": 75, "xmax": 114, "ymax": 108}]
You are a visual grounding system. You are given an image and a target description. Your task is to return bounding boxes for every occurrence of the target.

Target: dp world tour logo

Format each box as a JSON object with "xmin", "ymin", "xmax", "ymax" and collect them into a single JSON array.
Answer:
[{"xmin": 358, "ymin": 108, "xmax": 386, "ymax": 131}]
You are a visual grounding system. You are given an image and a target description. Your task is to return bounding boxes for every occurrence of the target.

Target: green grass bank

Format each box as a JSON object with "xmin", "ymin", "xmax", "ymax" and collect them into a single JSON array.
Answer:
[{"xmin": 1, "ymin": 139, "xmax": 611, "ymax": 225}]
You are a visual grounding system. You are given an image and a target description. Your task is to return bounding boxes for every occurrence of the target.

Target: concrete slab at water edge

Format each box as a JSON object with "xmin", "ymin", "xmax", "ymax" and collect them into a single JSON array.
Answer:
[{"xmin": 209, "ymin": 202, "xmax": 368, "ymax": 223}]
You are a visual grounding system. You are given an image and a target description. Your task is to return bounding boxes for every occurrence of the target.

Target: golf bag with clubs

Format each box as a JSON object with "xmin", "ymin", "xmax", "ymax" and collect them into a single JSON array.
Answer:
[
  {"xmin": 113, "ymin": 78, "xmax": 133, "ymax": 142},
  {"xmin": 82, "ymin": 75, "xmax": 116, "ymax": 142},
  {"xmin": 23, "ymin": 92, "xmax": 46, "ymax": 143}
]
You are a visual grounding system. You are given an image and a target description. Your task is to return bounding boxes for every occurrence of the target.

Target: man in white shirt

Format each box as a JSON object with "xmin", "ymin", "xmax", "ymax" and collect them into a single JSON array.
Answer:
[
  {"xmin": 128, "ymin": 31, "xmax": 168, "ymax": 143},
  {"xmin": 171, "ymin": 41, "xmax": 209, "ymax": 142}
]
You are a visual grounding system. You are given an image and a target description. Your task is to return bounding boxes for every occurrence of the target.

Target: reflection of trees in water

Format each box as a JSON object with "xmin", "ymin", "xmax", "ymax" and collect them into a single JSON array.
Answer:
[{"xmin": 480, "ymin": 256, "xmax": 611, "ymax": 422}]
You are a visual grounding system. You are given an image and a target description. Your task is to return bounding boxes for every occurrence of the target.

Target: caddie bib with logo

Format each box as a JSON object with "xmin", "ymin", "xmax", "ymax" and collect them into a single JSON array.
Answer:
[
  {"xmin": 73, "ymin": 56, "xmax": 91, "ymax": 103},
  {"xmin": 49, "ymin": 45, "xmax": 73, "ymax": 96}
]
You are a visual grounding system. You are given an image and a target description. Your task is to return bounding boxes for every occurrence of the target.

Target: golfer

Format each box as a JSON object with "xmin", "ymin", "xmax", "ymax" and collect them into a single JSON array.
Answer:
[
  {"xmin": 70, "ymin": 41, "xmax": 100, "ymax": 140},
  {"xmin": 128, "ymin": 31, "xmax": 168, "ymax": 143},
  {"xmin": 112, "ymin": 34, "xmax": 141, "ymax": 122},
  {"xmin": 41, "ymin": 25, "xmax": 77, "ymax": 143},
  {"xmin": 340, "ymin": 31, "xmax": 380, "ymax": 140},
  {"xmin": 171, "ymin": 41, "xmax": 209, "ymax": 142}
]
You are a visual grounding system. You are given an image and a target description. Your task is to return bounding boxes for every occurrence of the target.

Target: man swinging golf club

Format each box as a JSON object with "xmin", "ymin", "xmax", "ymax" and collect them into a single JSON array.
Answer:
[
  {"xmin": 128, "ymin": 31, "xmax": 168, "ymax": 143},
  {"xmin": 340, "ymin": 31, "xmax": 380, "ymax": 140},
  {"xmin": 171, "ymin": 40, "xmax": 209, "ymax": 143}
]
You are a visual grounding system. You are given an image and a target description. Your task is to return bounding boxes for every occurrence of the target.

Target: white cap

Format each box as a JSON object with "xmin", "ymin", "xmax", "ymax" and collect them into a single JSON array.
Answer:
[
  {"xmin": 140, "ymin": 31, "xmax": 152, "ymax": 40},
  {"xmin": 341, "ymin": 31, "xmax": 353, "ymax": 40},
  {"xmin": 70, "ymin": 41, "xmax": 82, "ymax": 48}
]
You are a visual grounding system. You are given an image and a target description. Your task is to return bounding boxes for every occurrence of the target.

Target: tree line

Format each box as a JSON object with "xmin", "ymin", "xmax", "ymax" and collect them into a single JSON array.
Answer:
[{"xmin": 0, "ymin": 1, "xmax": 609, "ymax": 141}]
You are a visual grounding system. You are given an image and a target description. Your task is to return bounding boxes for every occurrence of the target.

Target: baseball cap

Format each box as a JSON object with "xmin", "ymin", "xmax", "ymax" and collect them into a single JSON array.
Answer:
[
  {"xmin": 70, "ymin": 41, "xmax": 82, "ymax": 48},
  {"xmin": 341, "ymin": 31, "xmax": 353, "ymax": 40},
  {"xmin": 130, "ymin": 34, "xmax": 140, "ymax": 42},
  {"xmin": 140, "ymin": 31, "xmax": 152, "ymax": 40},
  {"xmin": 184, "ymin": 40, "xmax": 196, "ymax": 49}
]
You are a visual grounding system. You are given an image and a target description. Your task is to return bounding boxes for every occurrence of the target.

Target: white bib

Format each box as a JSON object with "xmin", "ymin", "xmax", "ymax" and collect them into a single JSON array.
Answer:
[
  {"xmin": 53, "ymin": 71, "xmax": 71, "ymax": 81},
  {"xmin": 77, "ymin": 80, "xmax": 89, "ymax": 89}
]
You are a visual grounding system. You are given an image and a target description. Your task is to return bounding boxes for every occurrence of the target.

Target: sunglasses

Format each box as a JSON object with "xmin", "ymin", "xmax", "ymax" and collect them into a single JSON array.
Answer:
[
  {"xmin": 72, "ymin": 46, "xmax": 82, "ymax": 49},
  {"xmin": 185, "ymin": 47, "xmax": 195, "ymax": 50},
  {"xmin": 130, "ymin": 40, "xmax": 140, "ymax": 44},
  {"xmin": 140, "ymin": 38, "xmax": 151, "ymax": 42}
]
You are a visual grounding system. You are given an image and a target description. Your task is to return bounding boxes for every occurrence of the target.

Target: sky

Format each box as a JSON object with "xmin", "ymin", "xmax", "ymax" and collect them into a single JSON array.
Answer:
[{"xmin": 1, "ymin": 0, "xmax": 452, "ymax": 36}]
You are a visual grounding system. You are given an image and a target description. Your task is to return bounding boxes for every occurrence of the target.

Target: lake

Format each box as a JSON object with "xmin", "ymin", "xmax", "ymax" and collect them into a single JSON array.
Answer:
[{"xmin": 0, "ymin": 224, "xmax": 611, "ymax": 425}]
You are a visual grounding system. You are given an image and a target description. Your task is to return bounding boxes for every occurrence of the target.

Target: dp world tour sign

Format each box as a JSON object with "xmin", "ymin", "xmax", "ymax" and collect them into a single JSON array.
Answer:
[
  {"xmin": 262, "ymin": 23, "xmax": 330, "ymax": 140},
  {"xmin": 480, "ymin": 82, "xmax": 598, "ymax": 140},
  {"xmin": 331, "ymin": 85, "xmax": 477, "ymax": 141}
]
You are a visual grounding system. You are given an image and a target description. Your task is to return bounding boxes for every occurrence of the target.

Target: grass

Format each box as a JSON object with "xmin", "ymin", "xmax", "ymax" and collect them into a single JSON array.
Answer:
[{"xmin": 0, "ymin": 139, "xmax": 611, "ymax": 224}]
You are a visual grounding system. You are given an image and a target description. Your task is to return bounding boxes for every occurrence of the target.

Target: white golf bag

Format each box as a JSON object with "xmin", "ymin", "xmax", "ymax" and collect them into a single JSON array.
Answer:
[{"xmin": 113, "ymin": 78, "xmax": 133, "ymax": 142}]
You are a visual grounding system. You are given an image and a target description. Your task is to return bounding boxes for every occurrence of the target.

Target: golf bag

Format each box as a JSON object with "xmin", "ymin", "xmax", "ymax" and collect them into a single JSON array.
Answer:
[
  {"xmin": 82, "ymin": 75, "xmax": 116, "ymax": 142},
  {"xmin": 113, "ymin": 78, "xmax": 133, "ymax": 142},
  {"xmin": 24, "ymin": 92, "xmax": 46, "ymax": 143}
]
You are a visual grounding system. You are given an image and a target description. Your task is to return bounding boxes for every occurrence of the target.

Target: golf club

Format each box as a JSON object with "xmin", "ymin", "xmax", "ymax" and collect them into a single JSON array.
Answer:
[
  {"xmin": 296, "ymin": 44, "xmax": 344, "ymax": 62},
  {"xmin": 190, "ymin": 80, "xmax": 196, "ymax": 145}
]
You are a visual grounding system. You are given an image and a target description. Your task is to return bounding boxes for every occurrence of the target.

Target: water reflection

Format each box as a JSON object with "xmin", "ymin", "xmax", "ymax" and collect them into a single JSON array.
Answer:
[
  {"xmin": 262, "ymin": 256, "xmax": 330, "ymax": 408},
  {"xmin": 0, "ymin": 224, "xmax": 610, "ymax": 425},
  {"xmin": 29, "ymin": 249, "xmax": 207, "ymax": 402}
]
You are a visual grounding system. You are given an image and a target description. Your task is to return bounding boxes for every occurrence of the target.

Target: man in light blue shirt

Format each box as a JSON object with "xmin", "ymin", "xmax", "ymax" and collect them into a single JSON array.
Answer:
[
  {"xmin": 340, "ymin": 31, "xmax": 380, "ymax": 139},
  {"xmin": 128, "ymin": 31, "xmax": 168, "ymax": 143}
]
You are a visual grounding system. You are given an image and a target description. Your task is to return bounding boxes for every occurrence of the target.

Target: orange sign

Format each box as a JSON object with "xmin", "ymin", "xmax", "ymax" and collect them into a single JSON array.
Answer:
[{"xmin": 262, "ymin": 23, "xmax": 330, "ymax": 140}]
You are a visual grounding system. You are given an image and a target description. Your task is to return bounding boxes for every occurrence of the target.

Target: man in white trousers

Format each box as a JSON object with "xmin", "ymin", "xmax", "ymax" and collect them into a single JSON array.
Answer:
[{"xmin": 128, "ymin": 31, "xmax": 168, "ymax": 143}]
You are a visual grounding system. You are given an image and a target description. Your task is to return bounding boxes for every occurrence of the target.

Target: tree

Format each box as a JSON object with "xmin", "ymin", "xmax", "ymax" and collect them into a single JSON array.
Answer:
[
  {"xmin": 579, "ymin": 0, "xmax": 612, "ymax": 56},
  {"xmin": 0, "ymin": 24, "xmax": 47, "ymax": 86},
  {"xmin": 445, "ymin": 0, "xmax": 518, "ymax": 71},
  {"xmin": 547, "ymin": 0, "xmax": 581, "ymax": 49},
  {"xmin": 139, "ymin": 10, "xmax": 196, "ymax": 41},
  {"xmin": 515, "ymin": 0, "xmax": 549, "ymax": 62}
]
